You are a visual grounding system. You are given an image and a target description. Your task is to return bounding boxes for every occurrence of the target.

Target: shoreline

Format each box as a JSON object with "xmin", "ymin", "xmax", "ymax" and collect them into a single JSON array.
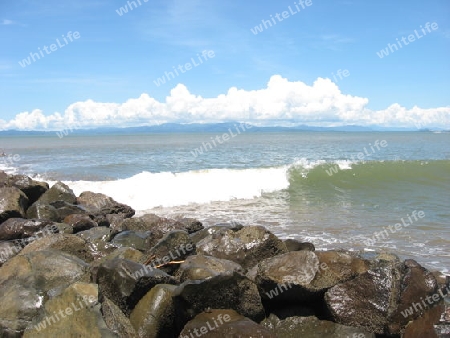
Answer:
[{"xmin": 0, "ymin": 170, "xmax": 449, "ymax": 337}]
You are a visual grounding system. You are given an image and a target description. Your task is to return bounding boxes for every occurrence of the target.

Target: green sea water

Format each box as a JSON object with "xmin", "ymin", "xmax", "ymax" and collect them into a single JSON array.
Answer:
[{"xmin": 1, "ymin": 131, "xmax": 449, "ymax": 272}]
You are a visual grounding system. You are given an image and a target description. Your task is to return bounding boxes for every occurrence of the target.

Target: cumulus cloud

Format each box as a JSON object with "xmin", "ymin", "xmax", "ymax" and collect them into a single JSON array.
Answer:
[{"xmin": 1, "ymin": 75, "xmax": 449, "ymax": 130}]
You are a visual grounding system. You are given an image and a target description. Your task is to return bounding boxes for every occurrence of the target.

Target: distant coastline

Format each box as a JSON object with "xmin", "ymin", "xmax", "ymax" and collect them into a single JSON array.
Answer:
[{"xmin": 0, "ymin": 122, "xmax": 446, "ymax": 136}]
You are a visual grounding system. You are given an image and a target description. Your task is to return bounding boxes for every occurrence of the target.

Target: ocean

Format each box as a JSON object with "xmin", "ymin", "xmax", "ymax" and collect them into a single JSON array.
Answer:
[{"xmin": 1, "ymin": 130, "xmax": 449, "ymax": 273}]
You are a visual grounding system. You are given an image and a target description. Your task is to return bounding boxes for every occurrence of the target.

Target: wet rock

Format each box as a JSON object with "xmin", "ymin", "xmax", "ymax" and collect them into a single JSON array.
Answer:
[
  {"xmin": 141, "ymin": 214, "xmax": 200, "ymax": 235},
  {"xmin": 196, "ymin": 225, "xmax": 288, "ymax": 269},
  {"xmin": 20, "ymin": 233, "xmax": 96, "ymax": 263},
  {"xmin": 0, "ymin": 170, "xmax": 9, "ymax": 187},
  {"xmin": 7, "ymin": 175, "xmax": 48, "ymax": 205},
  {"xmin": 118, "ymin": 214, "xmax": 201, "ymax": 244},
  {"xmin": 284, "ymin": 238, "xmax": 315, "ymax": 251},
  {"xmin": 388, "ymin": 259, "xmax": 440, "ymax": 335},
  {"xmin": 37, "ymin": 181, "xmax": 77, "ymax": 205},
  {"xmin": 26, "ymin": 202, "xmax": 60, "ymax": 222},
  {"xmin": 119, "ymin": 214, "xmax": 175, "ymax": 239},
  {"xmin": 0, "ymin": 187, "xmax": 29, "ymax": 224},
  {"xmin": 111, "ymin": 230, "xmax": 153, "ymax": 251},
  {"xmin": 175, "ymin": 254, "xmax": 245, "ymax": 282},
  {"xmin": 403, "ymin": 303, "xmax": 446, "ymax": 338},
  {"xmin": 130, "ymin": 284, "xmax": 177, "ymax": 338},
  {"xmin": 0, "ymin": 240, "xmax": 22, "ymax": 266},
  {"xmin": 52, "ymin": 201, "xmax": 86, "ymax": 220},
  {"xmin": 261, "ymin": 314, "xmax": 375, "ymax": 338},
  {"xmin": 0, "ymin": 283, "xmax": 43, "ymax": 337},
  {"xmin": 0, "ymin": 251, "xmax": 89, "ymax": 335},
  {"xmin": 434, "ymin": 302, "xmax": 450, "ymax": 338},
  {"xmin": 23, "ymin": 283, "xmax": 115, "ymax": 337},
  {"xmin": 94, "ymin": 247, "xmax": 143, "ymax": 266},
  {"xmin": 90, "ymin": 247, "xmax": 144, "ymax": 282},
  {"xmin": 175, "ymin": 217, "xmax": 204, "ymax": 234},
  {"xmin": 189, "ymin": 223, "xmax": 243, "ymax": 244},
  {"xmin": 106, "ymin": 214, "xmax": 127, "ymax": 233},
  {"xmin": 64, "ymin": 213, "xmax": 98, "ymax": 233},
  {"xmin": 253, "ymin": 251, "xmax": 323, "ymax": 303},
  {"xmin": 77, "ymin": 191, "xmax": 135, "ymax": 218},
  {"xmin": 0, "ymin": 250, "xmax": 90, "ymax": 290},
  {"xmin": 145, "ymin": 230, "xmax": 194, "ymax": 264},
  {"xmin": 52, "ymin": 222, "xmax": 74, "ymax": 234},
  {"xmin": 95, "ymin": 258, "xmax": 176, "ymax": 315},
  {"xmin": 0, "ymin": 218, "xmax": 55, "ymax": 240},
  {"xmin": 102, "ymin": 297, "xmax": 137, "ymax": 338},
  {"xmin": 325, "ymin": 258, "xmax": 403, "ymax": 334},
  {"xmin": 312, "ymin": 251, "xmax": 369, "ymax": 289},
  {"xmin": 77, "ymin": 226, "xmax": 116, "ymax": 257},
  {"xmin": 180, "ymin": 309, "xmax": 275, "ymax": 338},
  {"xmin": 77, "ymin": 226, "xmax": 112, "ymax": 243},
  {"xmin": 252, "ymin": 250, "xmax": 368, "ymax": 303},
  {"xmin": 115, "ymin": 217, "xmax": 153, "ymax": 236},
  {"xmin": 173, "ymin": 271, "xmax": 265, "ymax": 322}
]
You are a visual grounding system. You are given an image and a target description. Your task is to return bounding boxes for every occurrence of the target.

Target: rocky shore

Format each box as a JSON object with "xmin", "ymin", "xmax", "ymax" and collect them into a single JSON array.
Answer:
[{"xmin": 0, "ymin": 170, "xmax": 449, "ymax": 337}]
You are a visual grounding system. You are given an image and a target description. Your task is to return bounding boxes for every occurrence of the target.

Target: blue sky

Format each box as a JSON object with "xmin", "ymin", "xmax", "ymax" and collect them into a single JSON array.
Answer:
[{"xmin": 0, "ymin": 0, "xmax": 449, "ymax": 130}]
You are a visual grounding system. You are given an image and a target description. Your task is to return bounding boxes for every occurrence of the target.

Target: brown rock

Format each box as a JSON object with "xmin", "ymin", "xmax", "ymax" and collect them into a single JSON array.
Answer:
[
  {"xmin": 0, "ymin": 187, "xmax": 29, "ymax": 224},
  {"xmin": 64, "ymin": 214, "xmax": 98, "ymax": 233},
  {"xmin": 180, "ymin": 309, "xmax": 276, "ymax": 338},
  {"xmin": 196, "ymin": 225, "xmax": 288, "ymax": 269}
]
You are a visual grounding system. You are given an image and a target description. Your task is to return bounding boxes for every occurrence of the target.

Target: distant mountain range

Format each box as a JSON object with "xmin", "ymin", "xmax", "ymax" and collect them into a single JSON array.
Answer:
[{"xmin": 0, "ymin": 123, "xmax": 447, "ymax": 136}]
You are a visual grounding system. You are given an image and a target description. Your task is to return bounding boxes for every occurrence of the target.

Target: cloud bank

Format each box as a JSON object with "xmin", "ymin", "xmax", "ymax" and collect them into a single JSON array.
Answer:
[{"xmin": 2, "ymin": 75, "xmax": 449, "ymax": 130}]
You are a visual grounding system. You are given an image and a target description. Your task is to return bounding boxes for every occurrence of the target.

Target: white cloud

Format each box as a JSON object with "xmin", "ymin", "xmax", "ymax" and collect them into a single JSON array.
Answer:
[
  {"xmin": 1, "ymin": 75, "xmax": 449, "ymax": 130},
  {"xmin": 2, "ymin": 19, "xmax": 15, "ymax": 25}
]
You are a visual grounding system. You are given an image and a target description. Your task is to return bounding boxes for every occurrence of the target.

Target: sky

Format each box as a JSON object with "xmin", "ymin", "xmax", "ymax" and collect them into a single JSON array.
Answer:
[{"xmin": 0, "ymin": 0, "xmax": 449, "ymax": 130}]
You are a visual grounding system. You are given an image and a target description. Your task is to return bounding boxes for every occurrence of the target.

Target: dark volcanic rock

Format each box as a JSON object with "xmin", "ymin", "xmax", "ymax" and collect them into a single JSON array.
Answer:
[
  {"xmin": 189, "ymin": 223, "xmax": 243, "ymax": 244},
  {"xmin": 284, "ymin": 238, "xmax": 315, "ymax": 251},
  {"xmin": 77, "ymin": 191, "xmax": 135, "ymax": 218},
  {"xmin": 0, "ymin": 251, "xmax": 89, "ymax": 335},
  {"xmin": 37, "ymin": 181, "xmax": 77, "ymax": 205},
  {"xmin": 77, "ymin": 226, "xmax": 116, "ymax": 258},
  {"xmin": 249, "ymin": 250, "xmax": 369, "ymax": 305},
  {"xmin": 23, "ymin": 283, "xmax": 115, "ymax": 337},
  {"xmin": 95, "ymin": 258, "xmax": 176, "ymax": 315},
  {"xmin": 175, "ymin": 254, "xmax": 245, "ymax": 282},
  {"xmin": 0, "ymin": 240, "xmax": 22, "ymax": 266},
  {"xmin": 111, "ymin": 230, "xmax": 153, "ymax": 252},
  {"xmin": 252, "ymin": 251, "xmax": 322, "ymax": 303},
  {"xmin": 180, "ymin": 309, "xmax": 276, "ymax": 338},
  {"xmin": 7, "ymin": 175, "xmax": 48, "ymax": 205},
  {"xmin": 20, "ymin": 233, "xmax": 97, "ymax": 263},
  {"xmin": 117, "ymin": 214, "xmax": 203, "ymax": 245},
  {"xmin": 0, "ymin": 187, "xmax": 29, "ymax": 224},
  {"xmin": 64, "ymin": 213, "xmax": 98, "ymax": 233},
  {"xmin": 404, "ymin": 303, "xmax": 446, "ymax": 338},
  {"xmin": 130, "ymin": 284, "xmax": 178, "ymax": 338},
  {"xmin": 261, "ymin": 314, "xmax": 376, "ymax": 338},
  {"xmin": 26, "ymin": 202, "xmax": 60, "ymax": 221},
  {"xmin": 51, "ymin": 201, "xmax": 86, "ymax": 220},
  {"xmin": 0, "ymin": 171, "xmax": 8, "ymax": 187},
  {"xmin": 145, "ymin": 230, "xmax": 195, "ymax": 264},
  {"xmin": 173, "ymin": 271, "xmax": 265, "ymax": 322},
  {"xmin": 102, "ymin": 296, "xmax": 137, "ymax": 338},
  {"xmin": 176, "ymin": 255, "xmax": 244, "ymax": 282},
  {"xmin": 312, "ymin": 251, "xmax": 369, "ymax": 289},
  {"xmin": 196, "ymin": 225, "xmax": 288, "ymax": 269},
  {"xmin": 0, "ymin": 218, "xmax": 55, "ymax": 240},
  {"xmin": 387, "ymin": 259, "xmax": 440, "ymax": 335},
  {"xmin": 175, "ymin": 217, "xmax": 204, "ymax": 234},
  {"xmin": 325, "ymin": 257, "xmax": 403, "ymax": 334}
]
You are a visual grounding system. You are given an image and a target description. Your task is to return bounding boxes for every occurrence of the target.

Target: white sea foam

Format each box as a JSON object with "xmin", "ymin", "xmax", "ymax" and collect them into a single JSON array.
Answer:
[
  {"xmin": 39, "ymin": 159, "xmax": 363, "ymax": 211},
  {"xmin": 60, "ymin": 167, "xmax": 290, "ymax": 211}
]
